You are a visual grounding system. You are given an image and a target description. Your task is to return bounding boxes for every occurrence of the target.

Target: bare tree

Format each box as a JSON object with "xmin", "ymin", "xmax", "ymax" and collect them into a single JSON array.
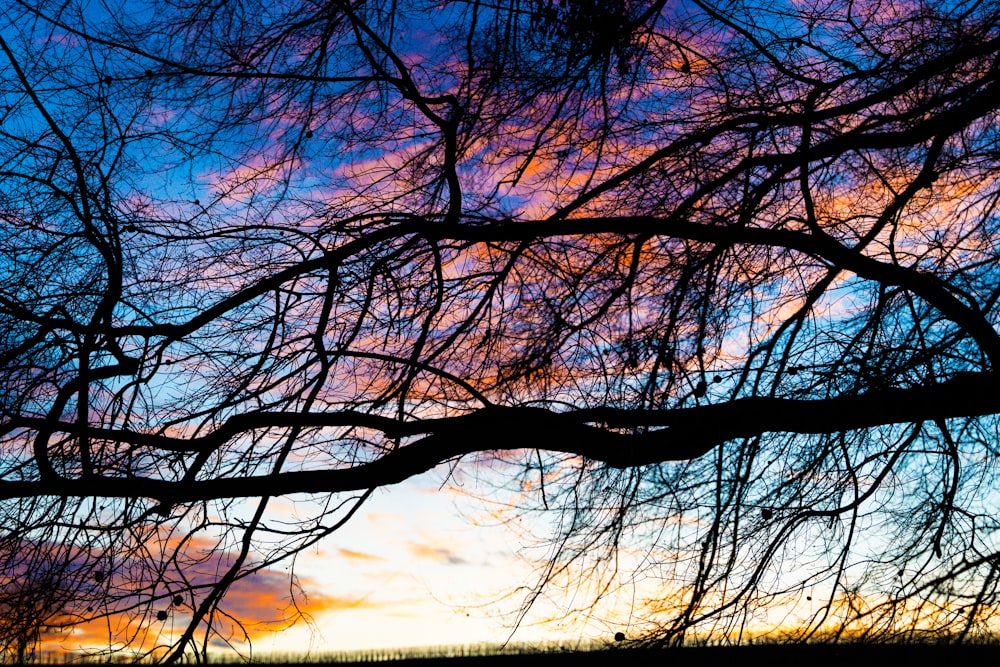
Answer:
[{"xmin": 2, "ymin": 0, "xmax": 1000, "ymax": 659}]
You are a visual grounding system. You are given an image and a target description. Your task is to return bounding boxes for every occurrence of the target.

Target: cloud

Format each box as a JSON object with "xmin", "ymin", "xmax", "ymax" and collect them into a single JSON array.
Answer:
[
  {"xmin": 222, "ymin": 569, "xmax": 382, "ymax": 623},
  {"xmin": 3, "ymin": 530, "xmax": 388, "ymax": 658},
  {"xmin": 336, "ymin": 548, "xmax": 386, "ymax": 562},
  {"xmin": 405, "ymin": 542, "xmax": 468, "ymax": 566}
]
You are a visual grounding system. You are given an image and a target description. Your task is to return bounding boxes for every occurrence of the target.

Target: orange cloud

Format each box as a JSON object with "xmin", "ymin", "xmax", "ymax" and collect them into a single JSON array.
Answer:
[
  {"xmin": 16, "ymin": 529, "xmax": 387, "ymax": 660},
  {"xmin": 221, "ymin": 569, "xmax": 381, "ymax": 623},
  {"xmin": 337, "ymin": 548, "xmax": 386, "ymax": 562}
]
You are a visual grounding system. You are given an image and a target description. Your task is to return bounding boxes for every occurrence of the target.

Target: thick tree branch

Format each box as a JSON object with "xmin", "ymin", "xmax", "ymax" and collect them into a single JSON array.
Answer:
[
  {"xmin": 425, "ymin": 217, "xmax": 1000, "ymax": 364},
  {"xmin": 5, "ymin": 373, "xmax": 998, "ymax": 502},
  {"xmin": 111, "ymin": 215, "xmax": 1000, "ymax": 364}
]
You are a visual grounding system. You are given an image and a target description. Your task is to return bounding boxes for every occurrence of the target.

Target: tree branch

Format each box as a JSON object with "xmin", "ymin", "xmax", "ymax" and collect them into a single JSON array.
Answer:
[{"xmin": 6, "ymin": 373, "xmax": 998, "ymax": 501}]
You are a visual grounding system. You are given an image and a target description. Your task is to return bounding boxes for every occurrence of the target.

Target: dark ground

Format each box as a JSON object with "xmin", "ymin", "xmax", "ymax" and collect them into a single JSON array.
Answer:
[
  {"xmin": 31, "ymin": 643, "xmax": 1000, "ymax": 666},
  {"xmin": 233, "ymin": 644, "xmax": 1000, "ymax": 667}
]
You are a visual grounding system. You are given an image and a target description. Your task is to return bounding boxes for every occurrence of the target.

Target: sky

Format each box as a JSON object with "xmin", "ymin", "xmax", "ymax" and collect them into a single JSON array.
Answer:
[
  {"xmin": 250, "ymin": 474, "xmax": 575, "ymax": 654},
  {"xmin": 2, "ymin": 0, "xmax": 656, "ymax": 657},
  {"xmin": 7, "ymin": 0, "xmax": 1000, "ymax": 659},
  {"xmin": 44, "ymin": 467, "xmax": 628, "ymax": 658}
]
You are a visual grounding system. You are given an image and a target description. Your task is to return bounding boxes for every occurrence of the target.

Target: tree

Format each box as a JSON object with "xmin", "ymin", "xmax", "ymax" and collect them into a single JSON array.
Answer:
[{"xmin": 2, "ymin": 0, "xmax": 1000, "ymax": 659}]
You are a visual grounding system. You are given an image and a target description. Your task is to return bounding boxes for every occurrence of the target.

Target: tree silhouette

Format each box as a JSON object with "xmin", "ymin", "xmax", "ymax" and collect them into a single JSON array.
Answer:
[{"xmin": 2, "ymin": 0, "xmax": 1000, "ymax": 658}]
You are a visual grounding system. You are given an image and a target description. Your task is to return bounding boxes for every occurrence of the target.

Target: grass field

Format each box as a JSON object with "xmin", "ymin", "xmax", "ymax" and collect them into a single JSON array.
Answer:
[{"xmin": 26, "ymin": 641, "xmax": 1000, "ymax": 666}]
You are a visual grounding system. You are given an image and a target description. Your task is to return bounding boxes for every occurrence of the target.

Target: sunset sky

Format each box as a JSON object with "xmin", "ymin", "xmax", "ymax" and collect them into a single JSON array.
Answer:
[
  {"xmin": 5, "ymin": 0, "xmax": 1000, "ymax": 660},
  {"xmin": 47, "ymin": 468, "xmax": 628, "ymax": 657}
]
